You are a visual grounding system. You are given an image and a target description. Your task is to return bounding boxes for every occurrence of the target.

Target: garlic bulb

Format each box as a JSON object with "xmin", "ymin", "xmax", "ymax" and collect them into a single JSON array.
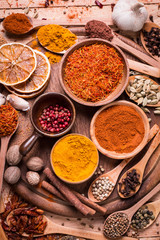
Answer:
[
  {"xmin": 112, "ymin": 0, "xmax": 148, "ymax": 32},
  {"xmin": 26, "ymin": 171, "xmax": 40, "ymax": 186},
  {"xmin": 7, "ymin": 94, "xmax": 30, "ymax": 111},
  {"xmin": 0, "ymin": 93, "xmax": 6, "ymax": 106}
]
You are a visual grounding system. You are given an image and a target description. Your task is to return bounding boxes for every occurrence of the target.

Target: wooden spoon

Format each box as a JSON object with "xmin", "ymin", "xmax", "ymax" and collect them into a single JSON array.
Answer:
[
  {"xmin": 125, "ymin": 75, "xmax": 160, "ymax": 107},
  {"xmin": 140, "ymin": 22, "xmax": 160, "ymax": 63},
  {"xmin": 117, "ymin": 130, "xmax": 160, "ymax": 199},
  {"xmin": 88, "ymin": 124, "xmax": 159, "ymax": 203},
  {"xmin": 106, "ymin": 26, "xmax": 160, "ymax": 68},
  {"xmin": 127, "ymin": 59, "xmax": 160, "ymax": 78},
  {"xmin": 6, "ymin": 209, "xmax": 116, "ymax": 240},
  {"xmin": 132, "ymin": 199, "xmax": 160, "ymax": 230},
  {"xmin": 0, "ymin": 118, "xmax": 18, "ymax": 196},
  {"xmin": 103, "ymin": 183, "xmax": 160, "ymax": 239}
]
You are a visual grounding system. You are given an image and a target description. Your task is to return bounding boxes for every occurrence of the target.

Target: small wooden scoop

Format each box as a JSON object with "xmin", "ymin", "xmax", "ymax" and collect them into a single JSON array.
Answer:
[
  {"xmin": 0, "ymin": 116, "xmax": 18, "ymax": 196},
  {"xmin": 88, "ymin": 125, "xmax": 159, "ymax": 203},
  {"xmin": 125, "ymin": 75, "xmax": 160, "ymax": 107},
  {"xmin": 6, "ymin": 209, "xmax": 120, "ymax": 240},
  {"xmin": 103, "ymin": 183, "xmax": 160, "ymax": 239},
  {"xmin": 140, "ymin": 22, "xmax": 160, "ymax": 63},
  {"xmin": 118, "ymin": 130, "xmax": 160, "ymax": 199},
  {"xmin": 132, "ymin": 199, "xmax": 160, "ymax": 230}
]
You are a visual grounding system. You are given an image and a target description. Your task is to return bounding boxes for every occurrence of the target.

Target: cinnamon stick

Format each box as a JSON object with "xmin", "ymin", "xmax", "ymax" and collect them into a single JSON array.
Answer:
[
  {"xmin": 42, "ymin": 180, "xmax": 106, "ymax": 215},
  {"xmin": 43, "ymin": 168, "xmax": 95, "ymax": 216},
  {"xmin": 41, "ymin": 180, "xmax": 66, "ymax": 201}
]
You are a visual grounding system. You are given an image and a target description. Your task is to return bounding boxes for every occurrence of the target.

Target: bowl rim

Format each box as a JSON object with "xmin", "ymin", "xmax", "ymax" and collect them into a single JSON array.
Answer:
[
  {"xmin": 50, "ymin": 133, "xmax": 99, "ymax": 184},
  {"xmin": 59, "ymin": 38, "xmax": 129, "ymax": 107},
  {"xmin": 90, "ymin": 100, "xmax": 150, "ymax": 159},
  {"xmin": 30, "ymin": 92, "xmax": 76, "ymax": 138}
]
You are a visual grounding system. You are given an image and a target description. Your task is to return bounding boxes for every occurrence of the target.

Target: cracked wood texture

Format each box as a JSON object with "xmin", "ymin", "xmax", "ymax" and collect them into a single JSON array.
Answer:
[{"xmin": 0, "ymin": 1, "xmax": 160, "ymax": 240}]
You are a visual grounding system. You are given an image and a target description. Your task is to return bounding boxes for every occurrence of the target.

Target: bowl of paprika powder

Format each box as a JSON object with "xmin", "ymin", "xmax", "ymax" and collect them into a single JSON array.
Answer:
[{"xmin": 90, "ymin": 100, "xmax": 150, "ymax": 159}]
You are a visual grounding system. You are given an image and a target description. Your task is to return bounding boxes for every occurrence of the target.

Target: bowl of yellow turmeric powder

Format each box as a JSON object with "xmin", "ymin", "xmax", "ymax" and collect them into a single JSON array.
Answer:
[{"xmin": 50, "ymin": 134, "xmax": 99, "ymax": 184}]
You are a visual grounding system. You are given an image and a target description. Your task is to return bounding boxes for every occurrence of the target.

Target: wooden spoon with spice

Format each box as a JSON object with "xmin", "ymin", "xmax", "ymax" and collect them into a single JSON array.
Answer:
[
  {"xmin": 117, "ymin": 130, "xmax": 160, "ymax": 199},
  {"xmin": 103, "ymin": 183, "xmax": 160, "ymax": 239},
  {"xmin": 140, "ymin": 22, "xmax": 160, "ymax": 63},
  {"xmin": 0, "ymin": 105, "xmax": 18, "ymax": 195},
  {"xmin": 88, "ymin": 124, "xmax": 159, "ymax": 203},
  {"xmin": 125, "ymin": 75, "xmax": 160, "ymax": 107},
  {"xmin": 131, "ymin": 199, "xmax": 160, "ymax": 230}
]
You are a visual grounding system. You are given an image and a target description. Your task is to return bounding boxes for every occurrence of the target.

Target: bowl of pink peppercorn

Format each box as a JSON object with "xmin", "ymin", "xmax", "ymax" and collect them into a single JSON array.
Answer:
[
  {"xmin": 33, "ymin": 92, "xmax": 76, "ymax": 137},
  {"xmin": 19, "ymin": 92, "xmax": 76, "ymax": 155}
]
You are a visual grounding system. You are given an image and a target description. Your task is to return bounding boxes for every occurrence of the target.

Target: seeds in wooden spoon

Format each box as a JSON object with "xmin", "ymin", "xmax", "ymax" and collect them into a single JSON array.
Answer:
[
  {"xmin": 131, "ymin": 205, "xmax": 155, "ymax": 229},
  {"xmin": 127, "ymin": 76, "xmax": 160, "ymax": 106},
  {"xmin": 92, "ymin": 176, "xmax": 114, "ymax": 201},
  {"xmin": 143, "ymin": 28, "xmax": 160, "ymax": 57},
  {"xmin": 103, "ymin": 212, "xmax": 129, "ymax": 239}
]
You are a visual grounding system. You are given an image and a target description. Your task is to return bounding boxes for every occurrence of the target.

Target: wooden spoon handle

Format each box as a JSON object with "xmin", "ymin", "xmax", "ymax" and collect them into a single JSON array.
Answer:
[
  {"xmin": 128, "ymin": 59, "xmax": 160, "ymax": 78},
  {"xmin": 137, "ymin": 131, "xmax": 160, "ymax": 169},
  {"xmin": 112, "ymin": 37, "xmax": 160, "ymax": 68},
  {"xmin": 0, "ymin": 138, "xmax": 10, "ymax": 196},
  {"xmin": 127, "ymin": 183, "xmax": 160, "ymax": 219}
]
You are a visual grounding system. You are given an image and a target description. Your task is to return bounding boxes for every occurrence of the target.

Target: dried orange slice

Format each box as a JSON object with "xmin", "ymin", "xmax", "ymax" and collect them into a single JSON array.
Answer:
[
  {"xmin": 0, "ymin": 43, "xmax": 36, "ymax": 86},
  {"xmin": 12, "ymin": 50, "xmax": 50, "ymax": 93}
]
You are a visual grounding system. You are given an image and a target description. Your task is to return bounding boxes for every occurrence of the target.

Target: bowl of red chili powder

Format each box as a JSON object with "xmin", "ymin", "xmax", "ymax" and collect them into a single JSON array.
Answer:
[
  {"xmin": 59, "ymin": 38, "xmax": 129, "ymax": 106},
  {"xmin": 90, "ymin": 100, "xmax": 150, "ymax": 159}
]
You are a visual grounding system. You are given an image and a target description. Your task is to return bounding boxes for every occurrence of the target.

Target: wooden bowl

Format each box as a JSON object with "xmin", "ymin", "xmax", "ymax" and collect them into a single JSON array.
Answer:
[
  {"xmin": 59, "ymin": 38, "xmax": 129, "ymax": 107},
  {"xmin": 140, "ymin": 22, "xmax": 160, "ymax": 63},
  {"xmin": 50, "ymin": 134, "xmax": 99, "ymax": 184},
  {"xmin": 90, "ymin": 100, "xmax": 150, "ymax": 160},
  {"xmin": 31, "ymin": 92, "xmax": 76, "ymax": 138}
]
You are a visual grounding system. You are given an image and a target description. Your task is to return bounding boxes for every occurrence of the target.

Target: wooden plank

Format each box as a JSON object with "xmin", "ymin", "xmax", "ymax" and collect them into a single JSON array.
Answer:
[
  {"xmin": 0, "ymin": 4, "xmax": 160, "ymax": 26},
  {"xmin": 1, "ymin": 0, "xmax": 160, "ymax": 9}
]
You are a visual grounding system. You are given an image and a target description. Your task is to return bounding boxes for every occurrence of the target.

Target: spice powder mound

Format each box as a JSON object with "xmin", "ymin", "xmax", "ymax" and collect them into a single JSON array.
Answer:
[
  {"xmin": 95, "ymin": 105, "xmax": 145, "ymax": 153},
  {"xmin": 64, "ymin": 44, "xmax": 124, "ymax": 102},
  {"xmin": 0, "ymin": 104, "xmax": 18, "ymax": 137}
]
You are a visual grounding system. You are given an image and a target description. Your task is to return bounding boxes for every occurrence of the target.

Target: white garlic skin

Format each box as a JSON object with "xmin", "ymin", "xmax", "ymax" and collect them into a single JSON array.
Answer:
[
  {"xmin": 6, "ymin": 145, "xmax": 22, "ymax": 165},
  {"xmin": 4, "ymin": 166, "xmax": 21, "ymax": 184},
  {"xmin": 26, "ymin": 157, "xmax": 44, "ymax": 171},
  {"xmin": 0, "ymin": 93, "xmax": 6, "ymax": 106},
  {"xmin": 26, "ymin": 171, "xmax": 40, "ymax": 186},
  {"xmin": 7, "ymin": 94, "xmax": 30, "ymax": 111},
  {"xmin": 112, "ymin": 0, "xmax": 148, "ymax": 32}
]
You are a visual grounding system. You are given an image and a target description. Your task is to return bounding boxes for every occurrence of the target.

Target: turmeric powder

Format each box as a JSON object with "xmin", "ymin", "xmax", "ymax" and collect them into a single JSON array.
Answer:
[
  {"xmin": 51, "ymin": 134, "xmax": 98, "ymax": 182},
  {"xmin": 37, "ymin": 24, "xmax": 77, "ymax": 53}
]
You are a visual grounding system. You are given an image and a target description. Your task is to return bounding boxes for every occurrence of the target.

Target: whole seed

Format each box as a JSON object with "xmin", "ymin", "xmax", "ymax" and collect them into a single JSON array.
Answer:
[
  {"xmin": 103, "ymin": 212, "xmax": 129, "ymax": 238},
  {"xmin": 131, "ymin": 205, "xmax": 155, "ymax": 229},
  {"xmin": 92, "ymin": 176, "xmax": 114, "ymax": 201},
  {"xmin": 143, "ymin": 27, "xmax": 160, "ymax": 57},
  {"xmin": 39, "ymin": 105, "xmax": 71, "ymax": 133}
]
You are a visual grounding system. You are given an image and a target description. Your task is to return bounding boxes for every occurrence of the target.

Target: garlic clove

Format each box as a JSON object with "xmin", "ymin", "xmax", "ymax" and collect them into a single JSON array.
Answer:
[
  {"xmin": 0, "ymin": 93, "xmax": 6, "ymax": 106},
  {"xmin": 7, "ymin": 94, "xmax": 30, "ymax": 111}
]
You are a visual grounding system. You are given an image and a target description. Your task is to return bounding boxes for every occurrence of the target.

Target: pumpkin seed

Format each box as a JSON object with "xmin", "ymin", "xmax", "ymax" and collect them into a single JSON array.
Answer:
[
  {"xmin": 142, "ymin": 97, "xmax": 148, "ymax": 106},
  {"xmin": 155, "ymin": 107, "xmax": 160, "ymax": 110},
  {"xmin": 141, "ymin": 107, "xmax": 150, "ymax": 113},
  {"xmin": 137, "ymin": 98, "xmax": 143, "ymax": 105},
  {"xmin": 130, "ymin": 87, "xmax": 137, "ymax": 93},
  {"xmin": 127, "ymin": 86, "xmax": 131, "ymax": 93},
  {"xmin": 151, "ymin": 85, "xmax": 159, "ymax": 90},
  {"xmin": 150, "ymin": 99, "xmax": 158, "ymax": 104},
  {"xmin": 148, "ymin": 118, "xmax": 152, "ymax": 123},
  {"xmin": 147, "ymin": 99, "xmax": 152, "ymax": 104},
  {"xmin": 136, "ymin": 93, "xmax": 142, "ymax": 98},
  {"xmin": 157, "ymin": 92, "xmax": 160, "ymax": 101},
  {"xmin": 154, "ymin": 110, "xmax": 160, "ymax": 115}
]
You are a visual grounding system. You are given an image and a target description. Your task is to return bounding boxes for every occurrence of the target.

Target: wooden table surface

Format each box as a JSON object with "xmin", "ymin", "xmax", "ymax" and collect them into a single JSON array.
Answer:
[{"xmin": 0, "ymin": 1, "xmax": 160, "ymax": 240}]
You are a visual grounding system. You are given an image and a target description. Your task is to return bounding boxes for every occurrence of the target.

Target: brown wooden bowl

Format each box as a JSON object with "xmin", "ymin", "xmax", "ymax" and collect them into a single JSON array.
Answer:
[
  {"xmin": 59, "ymin": 38, "xmax": 129, "ymax": 107},
  {"xmin": 90, "ymin": 100, "xmax": 150, "ymax": 160}
]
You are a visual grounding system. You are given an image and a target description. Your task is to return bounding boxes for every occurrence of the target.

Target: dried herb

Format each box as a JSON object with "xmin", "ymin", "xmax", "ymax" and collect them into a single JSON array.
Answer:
[
  {"xmin": 64, "ymin": 44, "xmax": 124, "ymax": 102},
  {"xmin": 143, "ymin": 27, "xmax": 160, "ymax": 57}
]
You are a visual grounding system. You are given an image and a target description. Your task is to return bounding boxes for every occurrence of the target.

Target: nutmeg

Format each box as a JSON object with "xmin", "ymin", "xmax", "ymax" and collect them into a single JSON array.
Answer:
[
  {"xmin": 26, "ymin": 156, "xmax": 44, "ymax": 171},
  {"xmin": 6, "ymin": 145, "xmax": 22, "ymax": 165},
  {"xmin": 4, "ymin": 166, "xmax": 21, "ymax": 184},
  {"xmin": 26, "ymin": 171, "xmax": 40, "ymax": 186}
]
